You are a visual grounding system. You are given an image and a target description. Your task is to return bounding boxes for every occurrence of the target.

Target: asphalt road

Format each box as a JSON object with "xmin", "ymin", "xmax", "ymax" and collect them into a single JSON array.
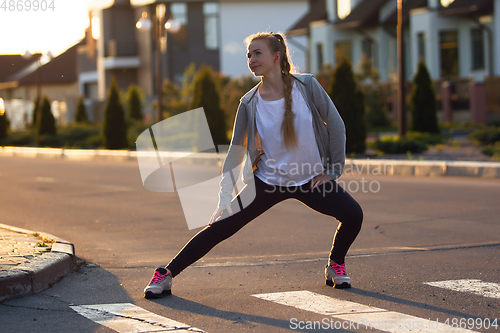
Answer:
[{"xmin": 0, "ymin": 156, "xmax": 499, "ymax": 332}]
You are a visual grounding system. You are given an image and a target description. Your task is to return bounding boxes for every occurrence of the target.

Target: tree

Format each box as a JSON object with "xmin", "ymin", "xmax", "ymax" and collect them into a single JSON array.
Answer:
[
  {"xmin": 0, "ymin": 107, "xmax": 9, "ymax": 141},
  {"xmin": 37, "ymin": 96, "xmax": 56, "ymax": 136},
  {"xmin": 102, "ymin": 77, "xmax": 128, "ymax": 149},
  {"xmin": 75, "ymin": 96, "xmax": 89, "ymax": 123},
  {"xmin": 190, "ymin": 65, "xmax": 228, "ymax": 147},
  {"xmin": 410, "ymin": 61, "xmax": 440, "ymax": 134},
  {"xmin": 364, "ymin": 87, "xmax": 391, "ymax": 129},
  {"xmin": 35, "ymin": 96, "xmax": 57, "ymax": 146},
  {"xmin": 127, "ymin": 84, "xmax": 143, "ymax": 121},
  {"xmin": 31, "ymin": 98, "xmax": 40, "ymax": 128},
  {"xmin": 328, "ymin": 55, "xmax": 366, "ymax": 154}
]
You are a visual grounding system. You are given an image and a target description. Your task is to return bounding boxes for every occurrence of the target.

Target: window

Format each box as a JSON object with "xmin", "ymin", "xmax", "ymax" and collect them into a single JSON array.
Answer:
[
  {"xmin": 471, "ymin": 28, "xmax": 485, "ymax": 70},
  {"xmin": 316, "ymin": 43, "xmax": 323, "ymax": 71},
  {"xmin": 440, "ymin": 0, "xmax": 455, "ymax": 7},
  {"xmin": 203, "ymin": 3, "xmax": 219, "ymax": 50},
  {"xmin": 171, "ymin": 3, "xmax": 188, "ymax": 51},
  {"xmin": 335, "ymin": 41, "xmax": 352, "ymax": 63},
  {"xmin": 337, "ymin": 0, "xmax": 351, "ymax": 20},
  {"xmin": 417, "ymin": 32, "xmax": 426, "ymax": 63},
  {"xmin": 362, "ymin": 39, "xmax": 373, "ymax": 62},
  {"xmin": 439, "ymin": 30, "xmax": 459, "ymax": 77}
]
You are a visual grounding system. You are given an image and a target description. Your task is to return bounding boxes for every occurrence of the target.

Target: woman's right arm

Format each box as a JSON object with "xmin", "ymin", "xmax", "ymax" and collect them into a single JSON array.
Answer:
[{"xmin": 217, "ymin": 102, "xmax": 248, "ymax": 207}]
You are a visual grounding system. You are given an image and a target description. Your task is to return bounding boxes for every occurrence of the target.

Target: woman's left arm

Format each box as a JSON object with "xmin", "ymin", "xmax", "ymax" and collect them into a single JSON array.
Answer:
[{"xmin": 309, "ymin": 76, "xmax": 346, "ymax": 181}]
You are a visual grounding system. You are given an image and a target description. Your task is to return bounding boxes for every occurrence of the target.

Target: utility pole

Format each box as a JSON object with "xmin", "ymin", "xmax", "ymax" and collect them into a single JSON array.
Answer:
[
  {"xmin": 397, "ymin": 0, "xmax": 406, "ymax": 136},
  {"xmin": 155, "ymin": 4, "xmax": 166, "ymax": 123}
]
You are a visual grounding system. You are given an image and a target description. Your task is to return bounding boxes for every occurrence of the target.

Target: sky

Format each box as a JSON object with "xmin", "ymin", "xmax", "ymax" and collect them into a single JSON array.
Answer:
[{"xmin": 0, "ymin": 0, "xmax": 92, "ymax": 56}]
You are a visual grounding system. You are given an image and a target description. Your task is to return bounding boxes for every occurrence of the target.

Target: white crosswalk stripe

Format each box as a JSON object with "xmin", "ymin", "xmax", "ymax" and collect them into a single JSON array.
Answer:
[
  {"xmin": 252, "ymin": 290, "xmax": 479, "ymax": 333},
  {"xmin": 70, "ymin": 303, "xmax": 205, "ymax": 333},
  {"xmin": 424, "ymin": 279, "xmax": 500, "ymax": 299}
]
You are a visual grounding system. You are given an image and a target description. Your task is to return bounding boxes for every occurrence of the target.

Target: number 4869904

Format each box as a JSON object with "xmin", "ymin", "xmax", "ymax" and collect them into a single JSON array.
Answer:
[{"xmin": 1, "ymin": 0, "xmax": 55, "ymax": 11}]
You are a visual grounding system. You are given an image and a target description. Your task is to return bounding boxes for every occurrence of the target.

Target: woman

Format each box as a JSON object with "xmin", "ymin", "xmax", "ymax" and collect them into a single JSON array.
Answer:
[{"xmin": 144, "ymin": 32, "xmax": 363, "ymax": 298}]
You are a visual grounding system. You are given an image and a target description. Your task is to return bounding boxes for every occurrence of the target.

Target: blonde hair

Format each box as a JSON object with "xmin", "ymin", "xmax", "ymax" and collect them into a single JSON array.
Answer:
[{"xmin": 245, "ymin": 32, "xmax": 299, "ymax": 151}]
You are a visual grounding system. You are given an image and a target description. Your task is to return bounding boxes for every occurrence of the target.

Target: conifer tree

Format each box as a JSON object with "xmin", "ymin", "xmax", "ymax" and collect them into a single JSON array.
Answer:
[
  {"xmin": 35, "ymin": 96, "xmax": 57, "ymax": 146},
  {"xmin": 75, "ymin": 96, "xmax": 89, "ymax": 123},
  {"xmin": 328, "ymin": 55, "xmax": 366, "ymax": 153},
  {"xmin": 190, "ymin": 65, "xmax": 228, "ymax": 146},
  {"xmin": 102, "ymin": 77, "xmax": 128, "ymax": 149},
  {"xmin": 127, "ymin": 84, "xmax": 143, "ymax": 121},
  {"xmin": 37, "ymin": 96, "xmax": 56, "ymax": 136},
  {"xmin": 410, "ymin": 61, "xmax": 440, "ymax": 134},
  {"xmin": 31, "ymin": 98, "xmax": 40, "ymax": 128},
  {"xmin": 0, "ymin": 107, "xmax": 9, "ymax": 141}
]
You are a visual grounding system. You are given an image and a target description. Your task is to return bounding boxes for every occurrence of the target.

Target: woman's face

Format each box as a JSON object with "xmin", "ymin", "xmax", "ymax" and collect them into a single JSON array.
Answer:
[{"xmin": 247, "ymin": 39, "xmax": 279, "ymax": 77}]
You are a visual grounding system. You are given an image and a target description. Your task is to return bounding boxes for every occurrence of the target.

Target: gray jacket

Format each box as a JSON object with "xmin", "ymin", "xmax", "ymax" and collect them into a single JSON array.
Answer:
[{"xmin": 218, "ymin": 73, "xmax": 346, "ymax": 206}]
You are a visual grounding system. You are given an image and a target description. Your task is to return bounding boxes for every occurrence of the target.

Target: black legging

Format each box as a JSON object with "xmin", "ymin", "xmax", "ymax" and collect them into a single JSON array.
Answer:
[{"xmin": 167, "ymin": 176, "xmax": 363, "ymax": 277}]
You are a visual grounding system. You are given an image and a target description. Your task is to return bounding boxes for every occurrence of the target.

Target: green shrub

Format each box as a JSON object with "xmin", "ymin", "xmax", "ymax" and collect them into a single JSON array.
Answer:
[
  {"xmin": 127, "ymin": 84, "xmax": 143, "ymax": 121},
  {"xmin": 58, "ymin": 123, "xmax": 101, "ymax": 148},
  {"xmin": 406, "ymin": 131, "xmax": 445, "ymax": 145},
  {"xmin": 469, "ymin": 126, "xmax": 500, "ymax": 145},
  {"xmin": 481, "ymin": 142, "xmax": 500, "ymax": 160},
  {"xmin": 328, "ymin": 55, "xmax": 366, "ymax": 153},
  {"xmin": 364, "ymin": 87, "xmax": 390, "ymax": 129},
  {"xmin": 127, "ymin": 121, "xmax": 149, "ymax": 150},
  {"xmin": 75, "ymin": 96, "xmax": 89, "ymax": 123},
  {"xmin": 31, "ymin": 98, "xmax": 39, "ymax": 129},
  {"xmin": 0, "ymin": 108, "xmax": 9, "ymax": 140},
  {"xmin": 410, "ymin": 61, "xmax": 439, "ymax": 134},
  {"xmin": 190, "ymin": 65, "xmax": 228, "ymax": 147},
  {"xmin": 36, "ymin": 96, "xmax": 56, "ymax": 146},
  {"xmin": 38, "ymin": 134, "xmax": 60, "ymax": 147},
  {"xmin": 102, "ymin": 77, "xmax": 128, "ymax": 149},
  {"xmin": 373, "ymin": 136, "xmax": 427, "ymax": 154}
]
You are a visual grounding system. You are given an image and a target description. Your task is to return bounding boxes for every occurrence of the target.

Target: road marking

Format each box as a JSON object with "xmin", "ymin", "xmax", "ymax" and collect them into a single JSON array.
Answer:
[
  {"xmin": 70, "ymin": 303, "xmax": 205, "ymax": 332},
  {"xmin": 252, "ymin": 290, "xmax": 478, "ymax": 333},
  {"xmin": 35, "ymin": 177, "xmax": 55, "ymax": 182},
  {"xmin": 424, "ymin": 279, "xmax": 500, "ymax": 299},
  {"xmin": 190, "ymin": 241, "xmax": 500, "ymax": 269}
]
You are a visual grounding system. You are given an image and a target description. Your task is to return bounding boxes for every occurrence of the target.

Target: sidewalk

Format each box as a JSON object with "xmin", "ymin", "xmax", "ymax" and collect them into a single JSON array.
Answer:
[
  {"xmin": 0, "ymin": 224, "xmax": 75, "ymax": 302},
  {"xmin": 2, "ymin": 145, "xmax": 500, "ymax": 178}
]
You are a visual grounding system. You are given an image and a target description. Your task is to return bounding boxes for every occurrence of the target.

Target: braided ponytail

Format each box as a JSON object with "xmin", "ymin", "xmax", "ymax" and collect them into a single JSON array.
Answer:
[
  {"xmin": 245, "ymin": 32, "xmax": 299, "ymax": 151},
  {"xmin": 274, "ymin": 33, "xmax": 299, "ymax": 151}
]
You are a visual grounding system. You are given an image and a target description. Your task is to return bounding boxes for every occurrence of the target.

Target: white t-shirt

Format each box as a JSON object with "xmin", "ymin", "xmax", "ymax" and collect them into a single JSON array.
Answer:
[{"xmin": 255, "ymin": 81, "xmax": 324, "ymax": 186}]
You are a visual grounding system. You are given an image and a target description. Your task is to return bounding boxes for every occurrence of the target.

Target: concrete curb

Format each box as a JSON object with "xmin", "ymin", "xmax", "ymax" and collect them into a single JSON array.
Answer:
[
  {"xmin": 0, "ymin": 224, "xmax": 75, "ymax": 302},
  {"xmin": 344, "ymin": 159, "xmax": 500, "ymax": 178},
  {"xmin": 1, "ymin": 146, "xmax": 500, "ymax": 178}
]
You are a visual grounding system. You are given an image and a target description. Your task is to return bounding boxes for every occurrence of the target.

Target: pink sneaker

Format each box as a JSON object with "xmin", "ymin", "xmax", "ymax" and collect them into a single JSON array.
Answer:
[
  {"xmin": 325, "ymin": 262, "xmax": 351, "ymax": 288},
  {"xmin": 144, "ymin": 267, "xmax": 172, "ymax": 298}
]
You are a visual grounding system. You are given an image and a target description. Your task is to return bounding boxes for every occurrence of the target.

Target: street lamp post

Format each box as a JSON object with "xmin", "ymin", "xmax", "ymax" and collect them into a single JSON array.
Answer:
[
  {"xmin": 137, "ymin": 6, "xmax": 180, "ymax": 124},
  {"xmin": 22, "ymin": 50, "xmax": 53, "ymax": 128},
  {"xmin": 155, "ymin": 4, "xmax": 166, "ymax": 123},
  {"xmin": 397, "ymin": 0, "xmax": 406, "ymax": 137}
]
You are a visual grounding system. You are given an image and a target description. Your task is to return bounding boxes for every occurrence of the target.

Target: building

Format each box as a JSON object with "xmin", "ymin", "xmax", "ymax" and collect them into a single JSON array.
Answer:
[
  {"xmin": 292, "ymin": 0, "xmax": 498, "ymax": 81},
  {"xmin": 289, "ymin": 0, "xmax": 499, "ymax": 122},
  {"xmin": 0, "ymin": 0, "xmax": 310, "ymax": 128},
  {"xmin": 0, "ymin": 44, "xmax": 81, "ymax": 130},
  {"xmin": 84, "ymin": 0, "xmax": 309, "ymax": 98}
]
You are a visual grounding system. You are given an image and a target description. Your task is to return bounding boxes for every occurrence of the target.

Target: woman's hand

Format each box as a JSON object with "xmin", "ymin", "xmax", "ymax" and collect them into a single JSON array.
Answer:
[
  {"xmin": 310, "ymin": 172, "xmax": 334, "ymax": 189},
  {"xmin": 209, "ymin": 204, "xmax": 233, "ymax": 225}
]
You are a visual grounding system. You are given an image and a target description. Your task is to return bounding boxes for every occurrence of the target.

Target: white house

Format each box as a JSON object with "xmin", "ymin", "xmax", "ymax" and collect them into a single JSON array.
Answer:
[
  {"xmin": 219, "ymin": 0, "xmax": 309, "ymax": 77},
  {"xmin": 291, "ymin": 0, "xmax": 498, "ymax": 83}
]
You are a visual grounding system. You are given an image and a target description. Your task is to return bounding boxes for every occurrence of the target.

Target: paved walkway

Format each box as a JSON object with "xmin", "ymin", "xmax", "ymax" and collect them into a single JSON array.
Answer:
[
  {"xmin": 0, "ymin": 228, "xmax": 52, "ymax": 271},
  {"xmin": 0, "ymin": 224, "xmax": 74, "ymax": 302}
]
